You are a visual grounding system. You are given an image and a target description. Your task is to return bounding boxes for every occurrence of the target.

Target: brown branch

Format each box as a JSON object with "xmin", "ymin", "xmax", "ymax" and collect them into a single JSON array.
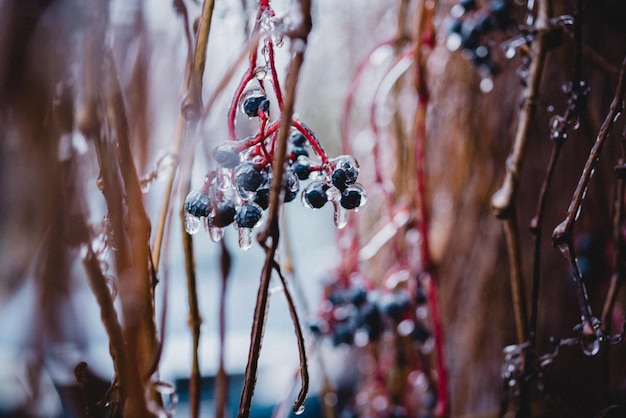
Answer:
[
  {"xmin": 273, "ymin": 262, "xmax": 309, "ymax": 414},
  {"xmin": 238, "ymin": 2, "xmax": 312, "ymax": 417},
  {"xmin": 492, "ymin": 1, "xmax": 553, "ymax": 350},
  {"xmin": 181, "ymin": 0, "xmax": 216, "ymax": 120},
  {"xmin": 82, "ymin": 245, "xmax": 130, "ymax": 409},
  {"xmin": 552, "ymin": 57, "xmax": 626, "ymax": 246}
]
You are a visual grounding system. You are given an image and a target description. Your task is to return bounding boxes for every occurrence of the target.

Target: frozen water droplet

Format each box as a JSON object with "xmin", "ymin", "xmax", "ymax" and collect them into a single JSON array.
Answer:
[
  {"xmin": 184, "ymin": 213, "xmax": 201, "ymax": 235},
  {"xmin": 547, "ymin": 105, "xmax": 555, "ymax": 113},
  {"xmin": 217, "ymin": 168, "xmax": 232, "ymax": 192},
  {"xmin": 238, "ymin": 227, "xmax": 253, "ymax": 250},
  {"xmin": 333, "ymin": 201, "xmax": 348, "ymax": 229},
  {"xmin": 254, "ymin": 66, "xmax": 269, "ymax": 80},
  {"xmin": 208, "ymin": 225, "xmax": 224, "ymax": 242},
  {"xmin": 295, "ymin": 404, "xmax": 305, "ymax": 415},
  {"xmin": 140, "ymin": 180, "xmax": 150, "ymax": 194},
  {"xmin": 575, "ymin": 205, "xmax": 582, "ymax": 220},
  {"xmin": 155, "ymin": 153, "xmax": 176, "ymax": 178}
]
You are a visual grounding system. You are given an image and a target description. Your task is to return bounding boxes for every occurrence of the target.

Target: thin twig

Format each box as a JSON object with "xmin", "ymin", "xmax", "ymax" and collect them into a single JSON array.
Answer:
[
  {"xmin": 181, "ymin": 0, "xmax": 216, "ymax": 121},
  {"xmin": 273, "ymin": 262, "xmax": 309, "ymax": 414},
  {"xmin": 552, "ymin": 57, "xmax": 626, "ymax": 246},
  {"xmin": 238, "ymin": 2, "xmax": 312, "ymax": 417}
]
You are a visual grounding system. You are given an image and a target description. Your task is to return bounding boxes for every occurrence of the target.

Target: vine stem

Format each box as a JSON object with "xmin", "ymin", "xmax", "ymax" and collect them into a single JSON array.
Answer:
[
  {"xmin": 601, "ymin": 124, "xmax": 626, "ymax": 329},
  {"xmin": 238, "ymin": 2, "xmax": 312, "ymax": 417},
  {"xmin": 181, "ymin": 0, "xmax": 216, "ymax": 120},
  {"xmin": 492, "ymin": 1, "xmax": 553, "ymax": 350},
  {"xmin": 552, "ymin": 57, "xmax": 626, "ymax": 246},
  {"xmin": 413, "ymin": 1, "xmax": 447, "ymax": 416}
]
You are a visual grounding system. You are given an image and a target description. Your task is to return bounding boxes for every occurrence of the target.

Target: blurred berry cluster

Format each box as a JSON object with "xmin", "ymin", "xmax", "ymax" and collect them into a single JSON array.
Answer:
[
  {"xmin": 184, "ymin": 90, "xmax": 366, "ymax": 249},
  {"xmin": 310, "ymin": 279, "xmax": 431, "ymax": 348},
  {"xmin": 446, "ymin": 0, "xmax": 515, "ymax": 75}
]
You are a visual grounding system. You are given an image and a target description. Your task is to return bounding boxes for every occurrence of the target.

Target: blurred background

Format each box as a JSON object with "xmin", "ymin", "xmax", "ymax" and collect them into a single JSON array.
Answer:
[{"xmin": 1, "ymin": 0, "xmax": 626, "ymax": 417}]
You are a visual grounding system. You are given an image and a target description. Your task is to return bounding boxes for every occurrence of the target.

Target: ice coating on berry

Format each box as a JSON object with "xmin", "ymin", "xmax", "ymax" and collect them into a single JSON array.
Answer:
[
  {"xmin": 293, "ymin": 156, "xmax": 311, "ymax": 180},
  {"xmin": 238, "ymin": 227, "xmax": 253, "ymax": 250},
  {"xmin": 254, "ymin": 187, "xmax": 270, "ymax": 210},
  {"xmin": 235, "ymin": 203, "xmax": 263, "ymax": 228},
  {"xmin": 290, "ymin": 130, "xmax": 307, "ymax": 147},
  {"xmin": 214, "ymin": 142, "xmax": 241, "ymax": 168},
  {"xmin": 234, "ymin": 162, "xmax": 264, "ymax": 198},
  {"xmin": 283, "ymin": 170, "xmax": 299, "ymax": 202},
  {"xmin": 184, "ymin": 190, "xmax": 210, "ymax": 218},
  {"xmin": 210, "ymin": 201, "xmax": 236, "ymax": 227},
  {"xmin": 184, "ymin": 212, "xmax": 201, "ymax": 235},
  {"xmin": 241, "ymin": 92, "xmax": 270, "ymax": 117},
  {"xmin": 340, "ymin": 184, "xmax": 367, "ymax": 210},
  {"xmin": 302, "ymin": 181, "xmax": 328, "ymax": 209},
  {"xmin": 331, "ymin": 155, "xmax": 359, "ymax": 190}
]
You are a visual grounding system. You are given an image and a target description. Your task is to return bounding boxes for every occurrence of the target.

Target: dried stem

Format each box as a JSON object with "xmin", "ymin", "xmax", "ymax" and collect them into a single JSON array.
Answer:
[
  {"xmin": 552, "ymin": 57, "xmax": 626, "ymax": 246},
  {"xmin": 238, "ymin": 2, "xmax": 312, "ymax": 417},
  {"xmin": 82, "ymin": 244, "xmax": 131, "ymax": 406},
  {"xmin": 273, "ymin": 262, "xmax": 309, "ymax": 414},
  {"xmin": 601, "ymin": 125, "xmax": 626, "ymax": 329},
  {"xmin": 491, "ymin": 2, "xmax": 553, "ymax": 354},
  {"xmin": 181, "ymin": 0, "xmax": 216, "ymax": 121},
  {"xmin": 215, "ymin": 241, "xmax": 232, "ymax": 418}
]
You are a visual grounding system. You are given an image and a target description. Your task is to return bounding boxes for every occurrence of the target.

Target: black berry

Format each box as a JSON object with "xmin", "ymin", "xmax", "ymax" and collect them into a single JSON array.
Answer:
[
  {"xmin": 234, "ymin": 163, "xmax": 263, "ymax": 194},
  {"xmin": 235, "ymin": 203, "xmax": 263, "ymax": 228},
  {"xmin": 340, "ymin": 187, "xmax": 362, "ymax": 209},
  {"xmin": 254, "ymin": 187, "xmax": 270, "ymax": 210},
  {"xmin": 303, "ymin": 183, "xmax": 328, "ymax": 208},
  {"xmin": 331, "ymin": 157, "xmax": 359, "ymax": 190},
  {"xmin": 213, "ymin": 142, "xmax": 240, "ymax": 168},
  {"xmin": 242, "ymin": 95, "xmax": 270, "ymax": 117},
  {"xmin": 184, "ymin": 190, "xmax": 210, "ymax": 217},
  {"xmin": 290, "ymin": 130, "xmax": 307, "ymax": 147},
  {"xmin": 293, "ymin": 159, "xmax": 311, "ymax": 180},
  {"xmin": 210, "ymin": 201, "xmax": 236, "ymax": 227}
]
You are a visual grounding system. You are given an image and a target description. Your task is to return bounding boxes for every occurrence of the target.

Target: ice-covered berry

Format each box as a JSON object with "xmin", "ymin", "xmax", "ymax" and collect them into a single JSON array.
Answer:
[
  {"xmin": 290, "ymin": 130, "xmax": 307, "ymax": 147},
  {"xmin": 293, "ymin": 157, "xmax": 311, "ymax": 180},
  {"xmin": 235, "ymin": 203, "xmax": 263, "ymax": 228},
  {"xmin": 210, "ymin": 200, "xmax": 236, "ymax": 227},
  {"xmin": 242, "ymin": 94, "xmax": 270, "ymax": 117},
  {"xmin": 254, "ymin": 187, "xmax": 270, "ymax": 210},
  {"xmin": 302, "ymin": 181, "xmax": 328, "ymax": 209},
  {"xmin": 331, "ymin": 155, "xmax": 359, "ymax": 191},
  {"xmin": 234, "ymin": 162, "xmax": 264, "ymax": 195},
  {"xmin": 213, "ymin": 142, "xmax": 241, "ymax": 168},
  {"xmin": 184, "ymin": 190, "xmax": 210, "ymax": 218},
  {"xmin": 340, "ymin": 185, "xmax": 365, "ymax": 209}
]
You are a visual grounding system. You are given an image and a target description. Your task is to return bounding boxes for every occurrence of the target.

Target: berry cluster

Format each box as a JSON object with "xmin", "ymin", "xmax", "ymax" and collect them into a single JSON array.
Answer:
[
  {"xmin": 446, "ymin": 0, "xmax": 515, "ymax": 75},
  {"xmin": 183, "ymin": 2, "xmax": 365, "ymax": 249},
  {"xmin": 309, "ymin": 280, "xmax": 431, "ymax": 348}
]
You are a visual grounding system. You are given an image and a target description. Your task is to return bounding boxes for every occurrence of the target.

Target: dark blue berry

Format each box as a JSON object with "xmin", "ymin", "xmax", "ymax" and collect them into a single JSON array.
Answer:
[
  {"xmin": 379, "ymin": 292, "xmax": 410, "ymax": 322},
  {"xmin": 242, "ymin": 95, "xmax": 270, "ymax": 117},
  {"xmin": 331, "ymin": 157, "xmax": 359, "ymax": 190},
  {"xmin": 290, "ymin": 131, "xmax": 307, "ymax": 147},
  {"xmin": 293, "ymin": 160, "xmax": 311, "ymax": 180},
  {"xmin": 415, "ymin": 288, "xmax": 428, "ymax": 305},
  {"xmin": 210, "ymin": 201, "xmax": 236, "ymax": 227},
  {"xmin": 340, "ymin": 187, "xmax": 362, "ymax": 209},
  {"xmin": 284, "ymin": 186, "xmax": 298, "ymax": 203},
  {"xmin": 184, "ymin": 190, "xmax": 210, "ymax": 217},
  {"xmin": 254, "ymin": 187, "xmax": 270, "ymax": 210},
  {"xmin": 304, "ymin": 184, "xmax": 328, "ymax": 208},
  {"xmin": 213, "ymin": 143, "xmax": 240, "ymax": 168},
  {"xmin": 361, "ymin": 304, "xmax": 383, "ymax": 341},
  {"xmin": 235, "ymin": 203, "xmax": 263, "ymax": 228},
  {"xmin": 235, "ymin": 163, "xmax": 263, "ymax": 193}
]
